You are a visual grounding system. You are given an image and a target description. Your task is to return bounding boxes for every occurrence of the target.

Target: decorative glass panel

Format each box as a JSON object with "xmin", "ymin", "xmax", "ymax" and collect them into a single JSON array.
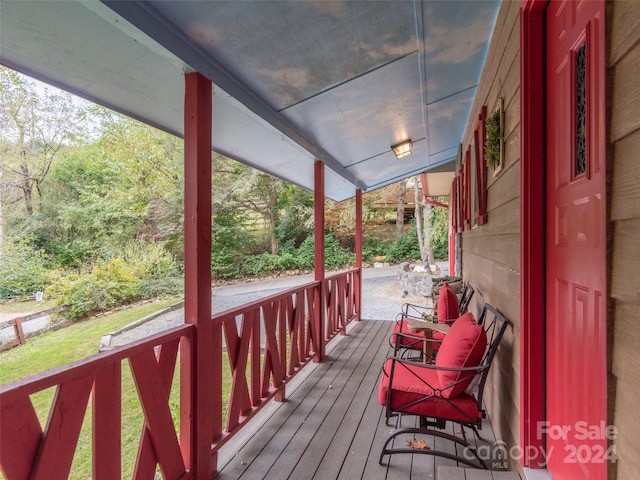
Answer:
[{"xmin": 575, "ymin": 43, "xmax": 586, "ymax": 177}]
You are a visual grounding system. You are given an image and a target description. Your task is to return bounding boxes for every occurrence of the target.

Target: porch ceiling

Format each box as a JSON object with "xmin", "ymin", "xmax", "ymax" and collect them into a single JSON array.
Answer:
[{"xmin": 0, "ymin": 0, "xmax": 498, "ymax": 201}]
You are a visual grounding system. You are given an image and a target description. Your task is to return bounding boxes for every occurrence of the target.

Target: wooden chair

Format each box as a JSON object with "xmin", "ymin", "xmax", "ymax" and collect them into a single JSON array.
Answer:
[{"xmin": 378, "ymin": 303, "xmax": 511, "ymax": 468}]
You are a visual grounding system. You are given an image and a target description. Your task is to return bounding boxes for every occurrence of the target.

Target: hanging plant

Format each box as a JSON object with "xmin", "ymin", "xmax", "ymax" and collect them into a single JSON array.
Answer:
[{"xmin": 485, "ymin": 99, "xmax": 504, "ymax": 171}]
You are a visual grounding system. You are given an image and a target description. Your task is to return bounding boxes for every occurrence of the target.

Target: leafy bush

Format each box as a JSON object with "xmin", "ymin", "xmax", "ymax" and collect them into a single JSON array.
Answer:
[
  {"xmin": 297, "ymin": 233, "xmax": 355, "ymax": 270},
  {"xmin": 120, "ymin": 240, "xmax": 180, "ymax": 279},
  {"xmin": 210, "ymin": 232, "xmax": 356, "ymax": 281},
  {"xmin": 47, "ymin": 270, "xmax": 119, "ymax": 320},
  {"xmin": 296, "ymin": 236, "xmax": 317, "ymax": 270},
  {"xmin": 324, "ymin": 233, "xmax": 355, "ymax": 269},
  {"xmin": 0, "ymin": 240, "xmax": 50, "ymax": 297},
  {"xmin": 245, "ymin": 252, "xmax": 300, "ymax": 276},
  {"xmin": 385, "ymin": 227, "xmax": 421, "ymax": 262},
  {"xmin": 275, "ymin": 252, "xmax": 299, "ymax": 271},
  {"xmin": 139, "ymin": 277, "xmax": 183, "ymax": 298},
  {"xmin": 211, "ymin": 247, "xmax": 246, "ymax": 280},
  {"xmin": 210, "ymin": 211, "xmax": 261, "ymax": 280},
  {"xmin": 275, "ymin": 187, "xmax": 314, "ymax": 248},
  {"xmin": 47, "ymin": 241, "xmax": 181, "ymax": 320},
  {"xmin": 362, "ymin": 237, "xmax": 390, "ymax": 262}
]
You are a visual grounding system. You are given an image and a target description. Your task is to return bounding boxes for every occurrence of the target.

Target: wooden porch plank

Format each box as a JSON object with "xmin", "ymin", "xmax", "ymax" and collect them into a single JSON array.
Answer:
[
  {"xmin": 214, "ymin": 319, "xmax": 509, "ymax": 480},
  {"xmin": 400, "ymin": 415, "xmax": 436, "ymax": 480},
  {"xmin": 438, "ymin": 465, "xmax": 467, "ymax": 480},
  {"xmin": 218, "ymin": 321, "xmax": 376, "ymax": 478},
  {"xmin": 218, "ymin": 355, "xmax": 340, "ymax": 478},
  {"xmin": 258, "ymin": 320, "xmax": 385, "ymax": 478},
  {"xmin": 490, "ymin": 471, "xmax": 521, "ymax": 479},
  {"xmin": 298, "ymin": 320, "xmax": 392, "ymax": 479},
  {"xmin": 409, "ymin": 424, "xmax": 437, "ymax": 479},
  {"xmin": 338, "ymin": 332, "xmax": 400, "ymax": 480},
  {"xmin": 433, "ymin": 421, "xmax": 461, "ymax": 472},
  {"xmin": 335, "ymin": 362, "xmax": 391, "ymax": 480},
  {"xmin": 464, "ymin": 468, "xmax": 493, "ymax": 479}
]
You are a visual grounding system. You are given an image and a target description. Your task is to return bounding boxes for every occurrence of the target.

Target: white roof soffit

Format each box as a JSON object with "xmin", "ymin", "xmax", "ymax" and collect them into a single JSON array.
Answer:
[{"xmin": 0, "ymin": 0, "xmax": 499, "ymax": 202}]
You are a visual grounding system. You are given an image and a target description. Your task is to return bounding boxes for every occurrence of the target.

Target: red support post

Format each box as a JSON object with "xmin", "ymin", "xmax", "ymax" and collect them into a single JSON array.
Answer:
[
  {"xmin": 355, "ymin": 189, "xmax": 363, "ymax": 321},
  {"xmin": 181, "ymin": 72, "xmax": 215, "ymax": 478},
  {"xmin": 520, "ymin": 0, "xmax": 546, "ymax": 468},
  {"xmin": 313, "ymin": 161, "xmax": 325, "ymax": 362}
]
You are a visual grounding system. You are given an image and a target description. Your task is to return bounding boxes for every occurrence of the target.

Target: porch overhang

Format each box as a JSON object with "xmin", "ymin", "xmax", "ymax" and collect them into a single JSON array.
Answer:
[{"xmin": 0, "ymin": 0, "xmax": 498, "ymax": 201}]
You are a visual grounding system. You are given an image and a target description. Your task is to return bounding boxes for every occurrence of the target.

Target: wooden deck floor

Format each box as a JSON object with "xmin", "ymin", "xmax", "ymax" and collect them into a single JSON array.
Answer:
[{"xmin": 215, "ymin": 319, "xmax": 506, "ymax": 480}]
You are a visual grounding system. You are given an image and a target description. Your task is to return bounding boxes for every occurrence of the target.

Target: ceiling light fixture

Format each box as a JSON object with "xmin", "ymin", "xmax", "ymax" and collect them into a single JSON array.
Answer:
[{"xmin": 391, "ymin": 139, "xmax": 413, "ymax": 159}]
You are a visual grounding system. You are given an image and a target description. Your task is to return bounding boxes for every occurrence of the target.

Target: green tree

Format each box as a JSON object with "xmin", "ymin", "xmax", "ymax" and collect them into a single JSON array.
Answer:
[
  {"xmin": 429, "ymin": 198, "xmax": 449, "ymax": 259},
  {"xmin": 29, "ymin": 111, "xmax": 185, "ymax": 266},
  {"xmin": 276, "ymin": 185, "xmax": 314, "ymax": 250},
  {"xmin": 0, "ymin": 66, "xmax": 88, "ymax": 232},
  {"xmin": 217, "ymin": 165, "xmax": 286, "ymax": 255},
  {"xmin": 91, "ymin": 110, "xmax": 184, "ymax": 255}
]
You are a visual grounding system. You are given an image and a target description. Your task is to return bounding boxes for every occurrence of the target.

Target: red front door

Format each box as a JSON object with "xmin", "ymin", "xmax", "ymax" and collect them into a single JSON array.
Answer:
[{"xmin": 545, "ymin": 1, "xmax": 607, "ymax": 478}]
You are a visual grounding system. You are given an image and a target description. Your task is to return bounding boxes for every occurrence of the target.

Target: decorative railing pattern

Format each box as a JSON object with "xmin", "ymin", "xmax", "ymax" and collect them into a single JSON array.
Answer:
[
  {"xmin": 214, "ymin": 282, "xmax": 319, "ymax": 442},
  {"xmin": 0, "ymin": 269, "xmax": 360, "ymax": 479},
  {"xmin": 0, "ymin": 325, "xmax": 193, "ymax": 480},
  {"xmin": 324, "ymin": 269, "xmax": 359, "ymax": 340}
]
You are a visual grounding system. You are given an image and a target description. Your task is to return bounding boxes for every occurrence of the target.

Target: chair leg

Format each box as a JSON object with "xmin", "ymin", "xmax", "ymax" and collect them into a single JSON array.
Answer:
[
  {"xmin": 457, "ymin": 421, "xmax": 483, "ymax": 440},
  {"xmin": 468, "ymin": 422, "xmax": 482, "ymax": 440},
  {"xmin": 378, "ymin": 425, "xmax": 488, "ymax": 469}
]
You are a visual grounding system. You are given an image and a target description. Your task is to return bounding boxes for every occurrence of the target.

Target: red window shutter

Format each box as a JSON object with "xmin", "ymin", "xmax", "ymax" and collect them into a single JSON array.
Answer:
[
  {"xmin": 474, "ymin": 106, "xmax": 488, "ymax": 225},
  {"xmin": 464, "ymin": 148, "xmax": 471, "ymax": 230}
]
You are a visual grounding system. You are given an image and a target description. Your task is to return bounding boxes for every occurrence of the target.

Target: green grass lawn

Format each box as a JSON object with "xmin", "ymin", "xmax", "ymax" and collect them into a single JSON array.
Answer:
[
  {"xmin": 0, "ymin": 297, "xmax": 185, "ymax": 479},
  {"xmin": 0, "ymin": 298, "xmax": 181, "ymax": 384},
  {"xmin": 0, "ymin": 298, "xmax": 56, "ymax": 315}
]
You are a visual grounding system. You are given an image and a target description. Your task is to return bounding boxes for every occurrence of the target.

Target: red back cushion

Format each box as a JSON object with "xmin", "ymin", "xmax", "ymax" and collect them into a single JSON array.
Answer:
[
  {"xmin": 436, "ymin": 312, "xmax": 486, "ymax": 398},
  {"xmin": 437, "ymin": 283, "xmax": 460, "ymax": 324}
]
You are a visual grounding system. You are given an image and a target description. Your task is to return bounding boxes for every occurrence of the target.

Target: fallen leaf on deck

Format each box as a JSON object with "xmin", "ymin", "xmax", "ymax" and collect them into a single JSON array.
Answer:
[{"xmin": 406, "ymin": 439, "xmax": 429, "ymax": 450}]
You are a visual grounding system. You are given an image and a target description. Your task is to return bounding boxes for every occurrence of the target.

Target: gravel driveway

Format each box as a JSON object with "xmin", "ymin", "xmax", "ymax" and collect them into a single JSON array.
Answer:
[{"xmin": 107, "ymin": 265, "xmax": 431, "ymax": 348}]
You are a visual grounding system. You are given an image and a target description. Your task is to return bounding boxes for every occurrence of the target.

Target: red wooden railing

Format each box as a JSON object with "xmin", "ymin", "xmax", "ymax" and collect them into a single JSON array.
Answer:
[
  {"xmin": 0, "ymin": 269, "xmax": 360, "ymax": 479},
  {"xmin": 0, "ymin": 325, "xmax": 194, "ymax": 480},
  {"xmin": 211, "ymin": 269, "xmax": 360, "ymax": 450},
  {"xmin": 324, "ymin": 270, "xmax": 359, "ymax": 340}
]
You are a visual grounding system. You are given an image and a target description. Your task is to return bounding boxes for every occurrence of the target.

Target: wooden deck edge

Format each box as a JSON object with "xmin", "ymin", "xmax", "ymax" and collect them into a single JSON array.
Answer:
[{"xmin": 215, "ymin": 320, "xmax": 365, "ymax": 471}]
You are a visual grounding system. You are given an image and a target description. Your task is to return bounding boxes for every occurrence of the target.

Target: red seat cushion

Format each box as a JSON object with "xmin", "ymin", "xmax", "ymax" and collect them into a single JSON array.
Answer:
[
  {"xmin": 378, "ymin": 359, "xmax": 480, "ymax": 424},
  {"xmin": 437, "ymin": 283, "xmax": 460, "ymax": 323},
  {"xmin": 391, "ymin": 320, "xmax": 424, "ymax": 349},
  {"xmin": 435, "ymin": 312, "xmax": 487, "ymax": 398},
  {"xmin": 392, "ymin": 283, "xmax": 462, "ymax": 353}
]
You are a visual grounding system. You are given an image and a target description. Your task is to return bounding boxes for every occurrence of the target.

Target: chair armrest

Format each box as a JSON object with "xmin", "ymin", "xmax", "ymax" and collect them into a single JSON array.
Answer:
[
  {"xmin": 392, "ymin": 331, "xmax": 444, "ymax": 346},
  {"xmin": 402, "ymin": 302, "xmax": 436, "ymax": 319},
  {"xmin": 382, "ymin": 355, "xmax": 488, "ymax": 396},
  {"xmin": 384, "ymin": 355, "xmax": 487, "ymax": 374},
  {"xmin": 391, "ymin": 331, "xmax": 434, "ymax": 356}
]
